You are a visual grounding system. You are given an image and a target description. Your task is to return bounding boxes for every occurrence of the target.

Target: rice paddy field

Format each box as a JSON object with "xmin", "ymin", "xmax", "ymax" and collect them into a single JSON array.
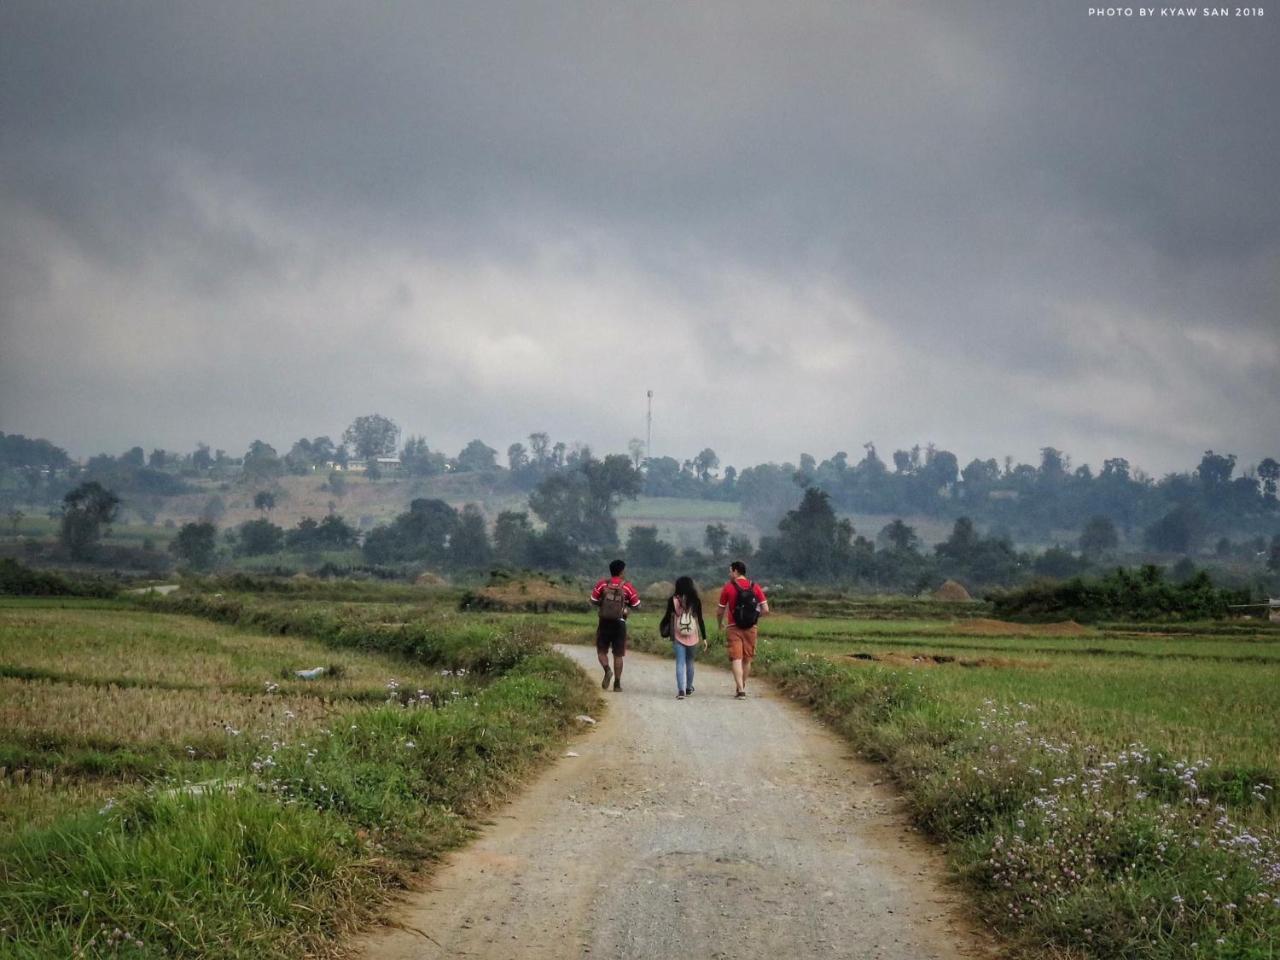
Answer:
[
  {"xmin": 3, "ymin": 585, "xmax": 1278, "ymax": 958},
  {"xmin": 0, "ymin": 593, "xmax": 595, "ymax": 957}
]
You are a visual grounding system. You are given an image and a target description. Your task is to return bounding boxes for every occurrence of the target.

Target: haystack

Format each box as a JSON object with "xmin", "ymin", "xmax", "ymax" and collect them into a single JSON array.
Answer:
[
  {"xmin": 415, "ymin": 570, "xmax": 448, "ymax": 587},
  {"xmin": 644, "ymin": 580, "xmax": 673, "ymax": 599},
  {"xmin": 933, "ymin": 579, "xmax": 972, "ymax": 602}
]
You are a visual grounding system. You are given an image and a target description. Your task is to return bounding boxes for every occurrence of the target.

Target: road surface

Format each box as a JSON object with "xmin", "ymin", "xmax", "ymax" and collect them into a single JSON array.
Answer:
[{"xmin": 355, "ymin": 645, "xmax": 994, "ymax": 960}]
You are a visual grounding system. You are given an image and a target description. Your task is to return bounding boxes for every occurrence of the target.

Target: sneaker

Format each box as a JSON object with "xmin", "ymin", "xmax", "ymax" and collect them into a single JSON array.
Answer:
[
  {"xmin": 686, "ymin": 686, "xmax": 694, "ymax": 695},
  {"xmin": 677, "ymin": 691, "xmax": 685, "ymax": 700},
  {"xmin": 613, "ymin": 680, "xmax": 622, "ymax": 692},
  {"xmin": 601, "ymin": 666, "xmax": 612, "ymax": 690},
  {"xmin": 734, "ymin": 690, "xmax": 747, "ymax": 699}
]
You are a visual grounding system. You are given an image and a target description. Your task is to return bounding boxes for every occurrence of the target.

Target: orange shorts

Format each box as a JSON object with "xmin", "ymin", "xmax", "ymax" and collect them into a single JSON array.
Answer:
[{"xmin": 726, "ymin": 625, "xmax": 757, "ymax": 662}]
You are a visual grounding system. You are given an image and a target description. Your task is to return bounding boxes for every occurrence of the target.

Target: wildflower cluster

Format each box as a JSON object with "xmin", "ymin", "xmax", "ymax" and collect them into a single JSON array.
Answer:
[{"xmin": 949, "ymin": 702, "xmax": 1280, "ymax": 954}]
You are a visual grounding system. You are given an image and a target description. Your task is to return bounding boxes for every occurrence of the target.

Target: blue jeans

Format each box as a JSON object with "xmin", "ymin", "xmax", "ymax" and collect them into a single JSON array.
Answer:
[{"xmin": 673, "ymin": 642, "xmax": 697, "ymax": 693}]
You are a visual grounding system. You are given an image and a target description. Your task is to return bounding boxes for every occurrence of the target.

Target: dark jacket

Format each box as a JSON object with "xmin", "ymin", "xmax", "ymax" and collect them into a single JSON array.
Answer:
[{"xmin": 659, "ymin": 593, "xmax": 707, "ymax": 642}]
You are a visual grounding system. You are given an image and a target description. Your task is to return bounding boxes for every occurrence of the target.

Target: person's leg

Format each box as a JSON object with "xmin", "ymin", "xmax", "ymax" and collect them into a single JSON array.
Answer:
[
  {"xmin": 612, "ymin": 627, "xmax": 625, "ymax": 689},
  {"xmin": 686, "ymin": 645, "xmax": 696, "ymax": 693},
  {"xmin": 727, "ymin": 628, "xmax": 746, "ymax": 695},
  {"xmin": 673, "ymin": 642, "xmax": 686, "ymax": 694},
  {"xmin": 741, "ymin": 628, "xmax": 757, "ymax": 693},
  {"xmin": 596, "ymin": 628, "xmax": 612, "ymax": 688}
]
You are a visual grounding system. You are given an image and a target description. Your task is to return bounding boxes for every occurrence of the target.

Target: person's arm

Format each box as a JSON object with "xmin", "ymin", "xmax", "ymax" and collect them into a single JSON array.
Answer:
[
  {"xmin": 696, "ymin": 602, "xmax": 709, "ymax": 648},
  {"xmin": 627, "ymin": 582, "xmax": 641, "ymax": 609},
  {"xmin": 589, "ymin": 580, "xmax": 602, "ymax": 607},
  {"xmin": 756, "ymin": 584, "xmax": 770, "ymax": 617}
]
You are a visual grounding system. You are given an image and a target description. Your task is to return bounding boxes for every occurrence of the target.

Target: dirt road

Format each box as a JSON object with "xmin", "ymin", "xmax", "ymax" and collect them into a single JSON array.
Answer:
[{"xmin": 356, "ymin": 646, "xmax": 994, "ymax": 960}]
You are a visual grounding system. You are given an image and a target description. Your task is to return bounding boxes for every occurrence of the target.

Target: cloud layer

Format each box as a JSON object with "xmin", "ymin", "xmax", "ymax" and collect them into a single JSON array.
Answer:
[{"xmin": 1, "ymin": 2, "xmax": 1276, "ymax": 474}]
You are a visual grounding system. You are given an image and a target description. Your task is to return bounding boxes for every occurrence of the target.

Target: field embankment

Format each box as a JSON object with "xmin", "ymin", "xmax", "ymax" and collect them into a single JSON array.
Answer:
[{"xmin": 0, "ymin": 593, "xmax": 595, "ymax": 958}]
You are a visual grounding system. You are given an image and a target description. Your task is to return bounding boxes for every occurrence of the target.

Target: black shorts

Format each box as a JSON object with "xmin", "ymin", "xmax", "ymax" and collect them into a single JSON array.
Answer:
[{"xmin": 596, "ymin": 619, "xmax": 627, "ymax": 657}]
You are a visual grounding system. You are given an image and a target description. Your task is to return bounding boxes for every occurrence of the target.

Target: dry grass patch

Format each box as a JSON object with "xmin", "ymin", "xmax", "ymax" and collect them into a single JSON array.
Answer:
[{"xmin": 0, "ymin": 678, "xmax": 337, "ymax": 751}]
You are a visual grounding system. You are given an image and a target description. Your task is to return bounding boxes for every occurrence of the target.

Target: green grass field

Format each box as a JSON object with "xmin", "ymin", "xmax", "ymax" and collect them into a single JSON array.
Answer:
[
  {"xmin": 0, "ymin": 594, "xmax": 595, "ymax": 958},
  {"xmin": 4, "ymin": 583, "xmax": 1277, "ymax": 959}
]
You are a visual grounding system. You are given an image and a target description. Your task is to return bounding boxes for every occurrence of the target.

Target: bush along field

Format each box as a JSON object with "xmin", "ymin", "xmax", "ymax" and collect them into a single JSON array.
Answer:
[
  {"xmin": 0, "ymin": 594, "xmax": 596, "ymax": 959},
  {"xmin": 726, "ymin": 616, "xmax": 1280, "ymax": 960}
]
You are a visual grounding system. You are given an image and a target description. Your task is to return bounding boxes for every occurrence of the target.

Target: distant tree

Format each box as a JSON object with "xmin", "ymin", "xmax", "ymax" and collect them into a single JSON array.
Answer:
[
  {"xmin": 402, "ymin": 436, "xmax": 446, "ymax": 477},
  {"xmin": 627, "ymin": 438, "xmax": 646, "ymax": 470},
  {"xmin": 456, "ymin": 439, "xmax": 499, "ymax": 473},
  {"xmin": 1196, "ymin": 450, "xmax": 1236, "ymax": 489},
  {"xmin": 59, "ymin": 482, "xmax": 120, "ymax": 559},
  {"xmin": 1144, "ymin": 505, "xmax": 1202, "ymax": 554},
  {"xmin": 1033, "ymin": 546, "xmax": 1086, "ymax": 579},
  {"xmin": 148, "ymin": 449, "xmax": 167, "ymax": 469},
  {"xmin": 494, "ymin": 511, "xmax": 534, "ymax": 566},
  {"xmin": 507, "ymin": 442, "xmax": 530, "ymax": 473},
  {"xmin": 773, "ymin": 487, "xmax": 853, "ymax": 580},
  {"xmin": 704, "ymin": 523, "xmax": 730, "ymax": 560},
  {"xmin": 171, "ymin": 522, "xmax": 218, "ymax": 570},
  {"xmin": 316, "ymin": 514, "xmax": 357, "ymax": 548},
  {"xmin": 1258, "ymin": 457, "xmax": 1280, "ymax": 500},
  {"xmin": 327, "ymin": 471, "xmax": 348, "ymax": 498},
  {"xmin": 879, "ymin": 518, "xmax": 920, "ymax": 552},
  {"xmin": 1039, "ymin": 447, "xmax": 1069, "ymax": 481},
  {"xmin": 892, "ymin": 450, "xmax": 912, "ymax": 474},
  {"xmin": 343, "ymin": 414, "xmax": 401, "ymax": 461},
  {"xmin": 236, "ymin": 518, "xmax": 284, "ymax": 556},
  {"xmin": 626, "ymin": 526, "xmax": 677, "ymax": 568},
  {"xmin": 936, "ymin": 517, "xmax": 980, "ymax": 564},
  {"xmin": 59, "ymin": 483, "xmax": 121, "ymax": 560},
  {"xmin": 691, "ymin": 448, "xmax": 720, "ymax": 482},
  {"xmin": 192, "ymin": 444, "xmax": 214, "ymax": 471},
  {"xmin": 528, "ymin": 455, "xmax": 641, "ymax": 549},
  {"xmin": 449, "ymin": 504, "xmax": 492, "ymax": 568},
  {"xmin": 121, "ymin": 446, "xmax": 145, "ymax": 468},
  {"xmin": 961, "ymin": 458, "xmax": 1000, "ymax": 489},
  {"xmin": 242, "ymin": 440, "xmax": 283, "ymax": 483},
  {"xmin": 1269, "ymin": 535, "xmax": 1280, "ymax": 573},
  {"xmin": 726, "ymin": 534, "xmax": 754, "ymax": 561},
  {"xmin": 528, "ymin": 432, "xmax": 552, "ymax": 466},
  {"xmin": 363, "ymin": 498, "xmax": 457, "ymax": 565},
  {"xmin": 1079, "ymin": 516, "xmax": 1119, "ymax": 557},
  {"xmin": 253, "ymin": 490, "xmax": 276, "ymax": 515}
]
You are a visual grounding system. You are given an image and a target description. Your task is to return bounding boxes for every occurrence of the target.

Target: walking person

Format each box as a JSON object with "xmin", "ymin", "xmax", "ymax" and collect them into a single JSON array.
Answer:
[
  {"xmin": 590, "ymin": 559, "xmax": 640, "ymax": 692},
  {"xmin": 659, "ymin": 576, "xmax": 708, "ymax": 700},
  {"xmin": 716, "ymin": 560, "xmax": 769, "ymax": 699}
]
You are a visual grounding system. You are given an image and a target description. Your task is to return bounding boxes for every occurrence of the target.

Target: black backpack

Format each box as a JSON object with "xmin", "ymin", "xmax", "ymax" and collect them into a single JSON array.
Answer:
[{"xmin": 732, "ymin": 580, "xmax": 760, "ymax": 628}]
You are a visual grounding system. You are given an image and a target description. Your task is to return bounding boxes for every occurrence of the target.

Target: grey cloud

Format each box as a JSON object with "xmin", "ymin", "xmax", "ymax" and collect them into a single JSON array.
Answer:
[{"xmin": 1, "ymin": 2, "xmax": 1276, "ymax": 474}]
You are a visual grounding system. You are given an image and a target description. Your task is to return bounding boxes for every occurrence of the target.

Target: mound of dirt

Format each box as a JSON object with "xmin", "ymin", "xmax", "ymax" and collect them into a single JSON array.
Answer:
[
  {"xmin": 932, "ymin": 579, "xmax": 972, "ymax": 602},
  {"xmin": 475, "ymin": 577, "xmax": 580, "ymax": 607},
  {"xmin": 954, "ymin": 618, "xmax": 1089, "ymax": 637},
  {"xmin": 415, "ymin": 570, "xmax": 449, "ymax": 587},
  {"xmin": 643, "ymin": 580, "xmax": 674, "ymax": 599}
]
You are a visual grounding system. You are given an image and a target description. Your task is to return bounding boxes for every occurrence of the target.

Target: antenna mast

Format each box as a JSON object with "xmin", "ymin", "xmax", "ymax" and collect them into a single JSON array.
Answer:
[{"xmin": 646, "ymin": 390, "xmax": 653, "ymax": 460}]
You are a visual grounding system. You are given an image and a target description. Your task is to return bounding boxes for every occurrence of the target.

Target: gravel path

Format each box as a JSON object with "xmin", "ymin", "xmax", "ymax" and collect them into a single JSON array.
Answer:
[{"xmin": 355, "ymin": 646, "xmax": 995, "ymax": 960}]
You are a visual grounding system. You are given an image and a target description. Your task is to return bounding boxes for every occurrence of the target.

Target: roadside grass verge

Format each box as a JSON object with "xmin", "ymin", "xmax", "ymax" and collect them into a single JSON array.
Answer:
[
  {"xmin": 0, "ymin": 597, "xmax": 597, "ymax": 958},
  {"xmin": 611, "ymin": 610, "xmax": 1280, "ymax": 957},
  {"xmin": 753, "ymin": 645, "xmax": 1280, "ymax": 958}
]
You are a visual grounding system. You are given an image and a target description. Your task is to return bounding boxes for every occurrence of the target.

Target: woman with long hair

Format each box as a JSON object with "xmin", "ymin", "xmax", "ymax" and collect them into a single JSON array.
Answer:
[{"xmin": 660, "ymin": 575, "xmax": 708, "ymax": 700}]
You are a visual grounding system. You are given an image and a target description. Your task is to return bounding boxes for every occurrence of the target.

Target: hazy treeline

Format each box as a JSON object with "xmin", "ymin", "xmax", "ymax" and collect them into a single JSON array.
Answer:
[{"xmin": 3, "ymin": 422, "xmax": 1279, "ymax": 594}]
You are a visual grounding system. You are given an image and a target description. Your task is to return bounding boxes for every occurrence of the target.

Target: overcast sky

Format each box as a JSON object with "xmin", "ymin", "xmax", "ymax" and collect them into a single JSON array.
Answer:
[{"xmin": 2, "ymin": 2, "xmax": 1276, "ymax": 477}]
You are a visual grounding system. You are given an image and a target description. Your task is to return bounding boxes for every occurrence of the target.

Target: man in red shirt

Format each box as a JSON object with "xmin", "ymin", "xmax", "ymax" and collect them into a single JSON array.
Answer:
[
  {"xmin": 716, "ymin": 560, "xmax": 769, "ymax": 699},
  {"xmin": 590, "ymin": 558, "xmax": 641, "ymax": 692}
]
